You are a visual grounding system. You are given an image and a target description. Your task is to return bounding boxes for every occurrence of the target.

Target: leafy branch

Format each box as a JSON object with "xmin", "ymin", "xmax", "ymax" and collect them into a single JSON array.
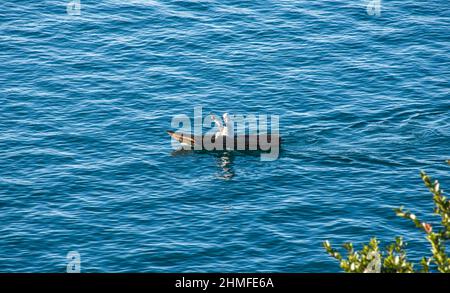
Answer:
[{"xmin": 324, "ymin": 160, "xmax": 450, "ymax": 273}]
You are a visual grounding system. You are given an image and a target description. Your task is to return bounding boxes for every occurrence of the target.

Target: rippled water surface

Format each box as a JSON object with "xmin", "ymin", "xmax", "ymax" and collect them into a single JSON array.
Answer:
[{"xmin": 0, "ymin": 0, "xmax": 449, "ymax": 272}]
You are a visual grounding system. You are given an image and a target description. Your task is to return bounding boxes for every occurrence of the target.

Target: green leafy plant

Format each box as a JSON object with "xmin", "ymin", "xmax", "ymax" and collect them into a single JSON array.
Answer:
[{"xmin": 324, "ymin": 160, "xmax": 450, "ymax": 273}]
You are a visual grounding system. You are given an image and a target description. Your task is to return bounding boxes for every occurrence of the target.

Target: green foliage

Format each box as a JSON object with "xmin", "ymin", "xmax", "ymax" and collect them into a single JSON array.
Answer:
[{"xmin": 324, "ymin": 160, "xmax": 450, "ymax": 273}]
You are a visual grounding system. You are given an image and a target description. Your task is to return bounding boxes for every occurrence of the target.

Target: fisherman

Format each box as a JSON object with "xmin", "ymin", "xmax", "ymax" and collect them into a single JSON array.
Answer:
[{"xmin": 211, "ymin": 113, "xmax": 234, "ymax": 139}]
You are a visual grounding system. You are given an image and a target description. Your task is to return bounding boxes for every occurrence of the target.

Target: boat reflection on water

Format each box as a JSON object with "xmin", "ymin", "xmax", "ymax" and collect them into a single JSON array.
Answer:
[
  {"xmin": 215, "ymin": 151, "xmax": 234, "ymax": 180},
  {"xmin": 170, "ymin": 148, "xmax": 235, "ymax": 180}
]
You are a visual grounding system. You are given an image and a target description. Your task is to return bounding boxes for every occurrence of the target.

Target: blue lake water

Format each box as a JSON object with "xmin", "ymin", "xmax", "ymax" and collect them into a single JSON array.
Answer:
[{"xmin": 0, "ymin": 0, "xmax": 449, "ymax": 272}]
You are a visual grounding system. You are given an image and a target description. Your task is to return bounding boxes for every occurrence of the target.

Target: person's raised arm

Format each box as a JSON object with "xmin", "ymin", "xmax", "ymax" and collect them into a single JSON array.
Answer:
[{"xmin": 211, "ymin": 114, "xmax": 223, "ymax": 131}]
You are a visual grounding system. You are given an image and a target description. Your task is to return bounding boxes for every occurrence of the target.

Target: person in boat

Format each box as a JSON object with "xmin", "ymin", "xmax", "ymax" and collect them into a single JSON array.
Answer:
[{"xmin": 211, "ymin": 113, "xmax": 234, "ymax": 139}]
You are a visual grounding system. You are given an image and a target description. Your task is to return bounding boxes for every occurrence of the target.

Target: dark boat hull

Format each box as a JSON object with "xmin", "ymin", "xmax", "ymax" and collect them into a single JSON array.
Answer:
[{"xmin": 167, "ymin": 131, "xmax": 281, "ymax": 151}]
